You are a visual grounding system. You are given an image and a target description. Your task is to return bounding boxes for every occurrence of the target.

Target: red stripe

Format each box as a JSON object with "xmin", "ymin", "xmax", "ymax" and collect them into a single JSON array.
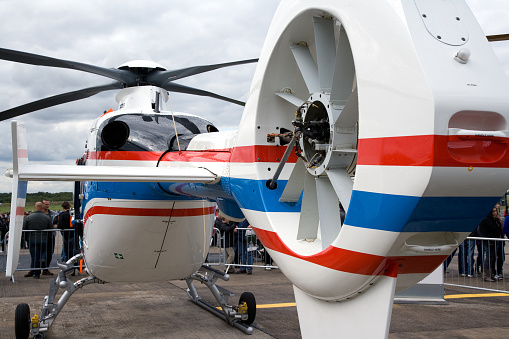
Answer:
[
  {"xmin": 88, "ymin": 150, "xmax": 231, "ymax": 162},
  {"xmin": 87, "ymin": 134, "xmax": 509, "ymax": 168},
  {"xmin": 230, "ymin": 145, "xmax": 298, "ymax": 163},
  {"xmin": 358, "ymin": 135, "xmax": 509, "ymax": 167},
  {"xmin": 87, "ymin": 145, "xmax": 298, "ymax": 164},
  {"xmin": 17, "ymin": 149, "xmax": 28, "ymax": 158},
  {"xmin": 16, "ymin": 206, "xmax": 25, "ymax": 216},
  {"xmin": 84, "ymin": 205, "xmax": 215, "ymax": 226},
  {"xmin": 253, "ymin": 227, "xmax": 447, "ymax": 277}
]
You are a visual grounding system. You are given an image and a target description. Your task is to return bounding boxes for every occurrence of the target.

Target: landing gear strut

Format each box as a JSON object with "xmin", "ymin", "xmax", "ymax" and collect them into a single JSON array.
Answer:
[
  {"xmin": 14, "ymin": 253, "xmax": 105, "ymax": 338},
  {"xmin": 185, "ymin": 265, "xmax": 256, "ymax": 334}
]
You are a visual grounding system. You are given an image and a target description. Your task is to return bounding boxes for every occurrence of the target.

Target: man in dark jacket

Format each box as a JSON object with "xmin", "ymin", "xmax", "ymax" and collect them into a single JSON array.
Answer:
[
  {"xmin": 0, "ymin": 214, "xmax": 8, "ymax": 252},
  {"xmin": 23, "ymin": 202, "xmax": 52, "ymax": 279},
  {"xmin": 218, "ymin": 217, "xmax": 237, "ymax": 273},
  {"xmin": 477, "ymin": 207, "xmax": 503, "ymax": 282},
  {"xmin": 41, "ymin": 199, "xmax": 56, "ymax": 275},
  {"xmin": 58, "ymin": 201, "xmax": 74, "ymax": 261}
]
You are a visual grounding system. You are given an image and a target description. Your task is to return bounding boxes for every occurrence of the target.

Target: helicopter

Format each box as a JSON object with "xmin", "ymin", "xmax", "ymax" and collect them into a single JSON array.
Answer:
[{"xmin": 4, "ymin": 0, "xmax": 509, "ymax": 338}]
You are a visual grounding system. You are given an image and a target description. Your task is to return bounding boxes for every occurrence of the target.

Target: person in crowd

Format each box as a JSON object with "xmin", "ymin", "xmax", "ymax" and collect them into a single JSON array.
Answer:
[
  {"xmin": 236, "ymin": 218, "xmax": 254, "ymax": 274},
  {"xmin": 493, "ymin": 205, "xmax": 505, "ymax": 279},
  {"xmin": 21, "ymin": 211, "xmax": 29, "ymax": 249},
  {"xmin": 0, "ymin": 213, "xmax": 8, "ymax": 252},
  {"xmin": 23, "ymin": 202, "xmax": 52, "ymax": 279},
  {"xmin": 264, "ymin": 245, "xmax": 273, "ymax": 270},
  {"xmin": 41, "ymin": 199, "xmax": 56, "ymax": 275},
  {"xmin": 477, "ymin": 207, "xmax": 503, "ymax": 282},
  {"xmin": 213, "ymin": 208, "xmax": 222, "ymax": 247},
  {"xmin": 455, "ymin": 232, "xmax": 477, "ymax": 278},
  {"xmin": 457, "ymin": 239, "xmax": 468, "ymax": 277},
  {"xmin": 58, "ymin": 201, "xmax": 74, "ymax": 261},
  {"xmin": 503, "ymin": 210, "xmax": 509, "ymax": 239},
  {"xmin": 443, "ymin": 248, "xmax": 457, "ymax": 273},
  {"xmin": 218, "ymin": 217, "xmax": 237, "ymax": 274},
  {"xmin": 466, "ymin": 228, "xmax": 478, "ymax": 277}
]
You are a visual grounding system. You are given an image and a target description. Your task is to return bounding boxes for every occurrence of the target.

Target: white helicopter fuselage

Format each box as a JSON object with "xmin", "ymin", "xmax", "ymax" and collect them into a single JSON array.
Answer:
[{"xmin": 79, "ymin": 86, "xmax": 232, "ymax": 282}]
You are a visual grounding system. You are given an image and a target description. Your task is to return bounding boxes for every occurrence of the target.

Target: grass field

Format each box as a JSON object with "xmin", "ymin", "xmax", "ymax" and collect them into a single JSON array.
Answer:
[{"xmin": 0, "ymin": 202, "xmax": 65, "ymax": 214}]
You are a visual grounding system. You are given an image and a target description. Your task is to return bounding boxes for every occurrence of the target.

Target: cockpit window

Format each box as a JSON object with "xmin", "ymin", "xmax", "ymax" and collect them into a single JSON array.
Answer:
[{"xmin": 97, "ymin": 114, "xmax": 217, "ymax": 152}]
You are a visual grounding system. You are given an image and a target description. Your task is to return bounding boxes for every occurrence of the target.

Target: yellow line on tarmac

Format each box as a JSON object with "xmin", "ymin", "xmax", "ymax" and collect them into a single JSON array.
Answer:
[
  {"xmin": 257, "ymin": 302, "xmax": 296, "ymax": 309},
  {"xmin": 254, "ymin": 293, "xmax": 509, "ymax": 309},
  {"xmin": 444, "ymin": 292, "xmax": 509, "ymax": 299}
]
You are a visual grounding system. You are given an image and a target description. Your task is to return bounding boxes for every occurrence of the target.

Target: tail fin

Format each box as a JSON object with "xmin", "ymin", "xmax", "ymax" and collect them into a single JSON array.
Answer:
[{"xmin": 5, "ymin": 121, "xmax": 28, "ymax": 279}]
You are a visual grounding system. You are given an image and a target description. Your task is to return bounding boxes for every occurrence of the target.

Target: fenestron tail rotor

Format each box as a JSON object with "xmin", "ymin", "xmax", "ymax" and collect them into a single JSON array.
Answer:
[
  {"xmin": 0, "ymin": 47, "xmax": 257, "ymax": 120},
  {"xmin": 269, "ymin": 15, "xmax": 358, "ymax": 249}
]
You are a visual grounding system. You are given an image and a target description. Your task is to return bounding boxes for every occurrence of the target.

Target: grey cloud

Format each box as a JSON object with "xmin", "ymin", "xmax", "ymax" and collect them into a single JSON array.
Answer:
[{"xmin": 0, "ymin": 0, "xmax": 507, "ymax": 193}]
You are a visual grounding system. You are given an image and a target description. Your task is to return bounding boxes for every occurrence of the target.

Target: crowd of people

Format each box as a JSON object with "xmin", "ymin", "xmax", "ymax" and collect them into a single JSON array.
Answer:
[
  {"xmin": 445, "ymin": 204, "xmax": 509, "ymax": 282},
  {"xmin": 21, "ymin": 200, "xmax": 77, "ymax": 279},
  {"xmin": 214, "ymin": 208, "xmax": 273, "ymax": 275},
  {"xmin": 0, "ymin": 212, "xmax": 9, "ymax": 253}
]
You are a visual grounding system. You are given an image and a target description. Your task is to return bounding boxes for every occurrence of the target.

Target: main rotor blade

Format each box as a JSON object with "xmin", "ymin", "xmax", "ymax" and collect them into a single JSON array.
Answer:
[
  {"xmin": 0, "ymin": 48, "xmax": 137, "ymax": 84},
  {"xmin": 163, "ymin": 82, "xmax": 245, "ymax": 106},
  {"xmin": 0, "ymin": 81, "xmax": 123, "ymax": 121},
  {"xmin": 147, "ymin": 58, "xmax": 258, "ymax": 85},
  {"xmin": 487, "ymin": 34, "xmax": 509, "ymax": 42}
]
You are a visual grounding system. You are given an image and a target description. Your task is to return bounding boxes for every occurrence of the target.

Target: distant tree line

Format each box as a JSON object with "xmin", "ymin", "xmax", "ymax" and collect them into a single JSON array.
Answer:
[{"xmin": 0, "ymin": 192, "xmax": 72, "ymax": 204}]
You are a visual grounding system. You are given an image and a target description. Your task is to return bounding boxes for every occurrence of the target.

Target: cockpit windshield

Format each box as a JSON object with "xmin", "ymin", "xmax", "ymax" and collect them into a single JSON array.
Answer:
[{"xmin": 97, "ymin": 113, "xmax": 218, "ymax": 152}]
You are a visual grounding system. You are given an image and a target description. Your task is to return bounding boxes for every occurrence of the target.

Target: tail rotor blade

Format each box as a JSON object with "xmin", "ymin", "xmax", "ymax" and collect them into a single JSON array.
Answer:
[
  {"xmin": 316, "ymin": 176, "xmax": 342, "ymax": 249},
  {"xmin": 326, "ymin": 169, "xmax": 353, "ymax": 213},
  {"xmin": 290, "ymin": 44, "xmax": 320, "ymax": 94},
  {"xmin": 330, "ymin": 26, "xmax": 355, "ymax": 106},
  {"xmin": 280, "ymin": 157, "xmax": 307, "ymax": 202},
  {"xmin": 297, "ymin": 171, "xmax": 319, "ymax": 240},
  {"xmin": 334, "ymin": 87, "xmax": 358, "ymax": 126},
  {"xmin": 313, "ymin": 17, "xmax": 336, "ymax": 93},
  {"xmin": 275, "ymin": 91, "xmax": 306, "ymax": 107}
]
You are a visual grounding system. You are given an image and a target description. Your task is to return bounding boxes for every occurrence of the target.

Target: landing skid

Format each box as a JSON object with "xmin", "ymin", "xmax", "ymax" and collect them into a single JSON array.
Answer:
[
  {"xmin": 15, "ymin": 253, "xmax": 105, "ymax": 339},
  {"xmin": 185, "ymin": 265, "xmax": 256, "ymax": 335},
  {"xmin": 15, "ymin": 260, "xmax": 256, "ymax": 338}
]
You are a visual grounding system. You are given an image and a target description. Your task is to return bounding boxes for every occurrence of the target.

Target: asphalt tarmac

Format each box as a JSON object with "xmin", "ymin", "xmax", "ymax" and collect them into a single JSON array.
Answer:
[{"xmin": 1, "ymin": 265, "xmax": 509, "ymax": 338}]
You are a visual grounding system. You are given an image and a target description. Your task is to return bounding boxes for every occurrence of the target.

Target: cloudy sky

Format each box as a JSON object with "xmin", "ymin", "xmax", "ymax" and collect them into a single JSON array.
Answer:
[{"xmin": 0, "ymin": 0, "xmax": 508, "ymax": 194}]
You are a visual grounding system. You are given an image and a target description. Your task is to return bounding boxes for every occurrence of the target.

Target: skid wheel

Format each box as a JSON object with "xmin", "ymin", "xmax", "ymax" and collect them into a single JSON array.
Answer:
[
  {"xmin": 15, "ymin": 303, "xmax": 31, "ymax": 339},
  {"xmin": 239, "ymin": 292, "xmax": 256, "ymax": 325}
]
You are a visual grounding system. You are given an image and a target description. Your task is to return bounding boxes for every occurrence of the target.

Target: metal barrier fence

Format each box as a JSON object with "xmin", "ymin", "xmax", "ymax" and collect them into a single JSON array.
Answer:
[
  {"xmin": 206, "ymin": 227, "xmax": 278, "ymax": 273},
  {"xmin": 0, "ymin": 226, "xmax": 278, "ymax": 274},
  {"xmin": 5, "ymin": 228, "xmax": 507, "ymax": 290},
  {"xmin": 444, "ymin": 237, "xmax": 509, "ymax": 293},
  {"xmin": 1, "ymin": 229, "xmax": 78, "ymax": 275}
]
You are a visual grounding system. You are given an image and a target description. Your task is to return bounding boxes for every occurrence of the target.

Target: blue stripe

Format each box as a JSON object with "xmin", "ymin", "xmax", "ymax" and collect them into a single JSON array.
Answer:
[
  {"xmin": 81, "ymin": 181, "xmax": 198, "ymax": 218},
  {"xmin": 229, "ymin": 178, "xmax": 302, "ymax": 213},
  {"xmin": 346, "ymin": 191, "xmax": 499, "ymax": 233},
  {"xmin": 230, "ymin": 178, "xmax": 500, "ymax": 233}
]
